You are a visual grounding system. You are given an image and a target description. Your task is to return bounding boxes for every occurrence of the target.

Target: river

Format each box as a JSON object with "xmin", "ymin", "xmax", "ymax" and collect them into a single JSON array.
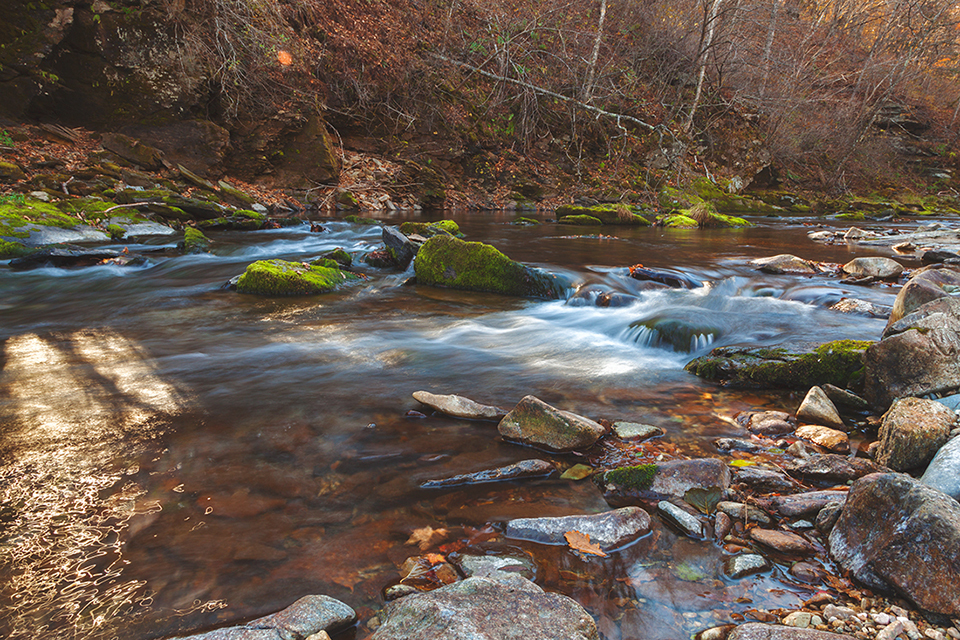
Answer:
[{"xmin": 0, "ymin": 212, "xmax": 902, "ymax": 639}]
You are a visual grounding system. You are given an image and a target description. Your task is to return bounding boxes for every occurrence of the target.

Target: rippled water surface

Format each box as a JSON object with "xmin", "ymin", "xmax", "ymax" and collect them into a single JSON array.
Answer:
[{"xmin": 0, "ymin": 213, "xmax": 907, "ymax": 639}]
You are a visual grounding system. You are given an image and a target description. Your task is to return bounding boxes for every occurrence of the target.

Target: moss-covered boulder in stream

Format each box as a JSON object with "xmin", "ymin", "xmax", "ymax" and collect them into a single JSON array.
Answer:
[
  {"xmin": 235, "ymin": 259, "xmax": 362, "ymax": 296},
  {"xmin": 685, "ymin": 340, "xmax": 874, "ymax": 390},
  {"xmin": 554, "ymin": 204, "xmax": 651, "ymax": 226},
  {"xmin": 178, "ymin": 228, "xmax": 211, "ymax": 254},
  {"xmin": 414, "ymin": 235, "xmax": 566, "ymax": 299},
  {"xmin": 558, "ymin": 214, "xmax": 603, "ymax": 226},
  {"xmin": 399, "ymin": 220, "xmax": 462, "ymax": 238}
]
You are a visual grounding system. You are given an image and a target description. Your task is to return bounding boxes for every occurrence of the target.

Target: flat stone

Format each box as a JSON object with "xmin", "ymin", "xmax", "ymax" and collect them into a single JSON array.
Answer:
[
  {"xmin": 453, "ymin": 551, "xmax": 536, "ymax": 580},
  {"xmin": 795, "ymin": 425, "xmax": 850, "ymax": 453},
  {"xmin": 612, "ymin": 421, "xmax": 663, "ymax": 440},
  {"xmin": 841, "ymin": 257, "xmax": 903, "ymax": 280},
  {"xmin": 797, "ymin": 387, "xmax": 845, "ymax": 430},
  {"xmin": 760, "ymin": 490, "xmax": 848, "ymax": 518},
  {"xmin": 789, "ymin": 561, "xmax": 825, "ymax": 584},
  {"xmin": 717, "ymin": 501, "xmax": 772, "ymax": 524},
  {"xmin": 413, "ymin": 390, "xmax": 508, "ymax": 420},
  {"xmin": 602, "ymin": 458, "xmax": 731, "ymax": 505},
  {"xmin": 727, "ymin": 622, "xmax": 856, "ymax": 640},
  {"xmin": 752, "ymin": 254, "xmax": 820, "ymax": 274},
  {"xmin": 782, "ymin": 454, "xmax": 886, "ymax": 484},
  {"xmin": 715, "ymin": 437, "xmax": 766, "ymax": 453},
  {"xmin": 875, "ymin": 397, "xmax": 955, "ymax": 471},
  {"xmin": 169, "ymin": 595, "xmax": 356, "ymax": 640},
  {"xmin": 829, "ymin": 298, "xmax": 890, "ymax": 318},
  {"xmin": 13, "ymin": 224, "xmax": 110, "ymax": 246},
  {"xmin": 9, "ymin": 244, "xmax": 121, "ymax": 269},
  {"xmin": 657, "ymin": 501, "xmax": 703, "ymax": 537},
  {"xmin": 498, "ymin": 395, "xmax": 606, "ymax": 451},
  {"xmin": 921, "ymin": 435, "xmax": 960, "ymax": 500},
  {"xmin": 106, "ymin": 216, "xmax": 176, "ymax": 237},
  {"xmin": 505, "ymin": 506, "xmax": 651, "ymax": 551},
  {"xmin": 749, "ymin": 528, "xmax": 817, "ymax": 555},
  {"xmin": 829, "ymin": 472, "xmax": 960, "ymax": 615},
  {"xmin": 371, "ymin": 575, "xmax": 598, "ymax": 640},
  {"xmin": 821, "ymin": 384, "xmax": 870, "ymax": 411},
  {"xmin": 724, "ymin": 553, "xmax": 770, "ymax": 579},
  {"xmin": 739, "ymin": 410, "xmax": 796, "ymax": 436},
  {"xmin": 420, "ymin": 459, "xmax": 555, "ymax": 489},
  {"xmin": 733, "ymin": 467, "xmax": 796, "ymax": 493}
]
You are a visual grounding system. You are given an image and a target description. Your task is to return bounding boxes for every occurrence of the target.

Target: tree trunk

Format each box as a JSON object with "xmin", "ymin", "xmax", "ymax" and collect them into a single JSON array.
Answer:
[
  {"xmin": 686, "ymin": 0, "xmax": 724, "ymax": 133},
  {"xmin": 582, "ymin": 0, "xmax": 607, "ymax": 104}
]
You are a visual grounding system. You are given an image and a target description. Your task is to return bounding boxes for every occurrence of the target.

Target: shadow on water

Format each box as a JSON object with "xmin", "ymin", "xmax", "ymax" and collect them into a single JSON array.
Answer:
[{"xmin": 0, "ymin": 215, "xmax": 902, "ymax": 639}]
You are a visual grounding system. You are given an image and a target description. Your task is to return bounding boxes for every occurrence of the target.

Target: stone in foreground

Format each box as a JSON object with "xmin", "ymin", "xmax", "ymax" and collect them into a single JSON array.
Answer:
[
  {"xmin": 412, "ymin": 390, "xmax": 507, "ymax": 420},
  {"xmin": 829, "ymin": 472, "xmax": 960, "ymax": 615},
  {"xmin": 414, "ymin": 235, "xmax": 565, "ymax": 299},
  {"xmin": 371, "ymin": 575, "xmax": 598, "ymax": 640},
  {"xmin": 498, "ymin": 395, "xmax": 606, "ymax": 451},
  {"xmin": 875, "ymin": 397, "xmax": 955, "ymax": 471},
  {"xmin": 505, "ymin": 506, "xmax": 651, "ymax": 551},
  {"xmin": 727, "ymin": 623, "xmax": 855, "ymax": 640},
  {"xmin": 796, "ymin": 386, "xmax": 845, "ymax": 431},
  {"xmin": 921, "ymin": 436, "xmax": 960, "ymax": 501},
  {"xmin": 795, "ymin": 425, "xmax": 849, "ymax": 453},
  {"xmin": 600, "ymin": 458, "xmax": 731, "ymax": 504},
  {"xmin": 170, "ymin": 595, "xmax": 356, "ymax": 640},
  {"xmin": 235, "ymin": 259, "xmax": 361, "ymax": 296}
]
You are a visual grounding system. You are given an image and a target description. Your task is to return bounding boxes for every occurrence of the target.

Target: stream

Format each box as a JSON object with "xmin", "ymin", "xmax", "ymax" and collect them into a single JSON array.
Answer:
[{"xmin": 0, "ymin": 212, "xmax": 905, "ymax": 639}]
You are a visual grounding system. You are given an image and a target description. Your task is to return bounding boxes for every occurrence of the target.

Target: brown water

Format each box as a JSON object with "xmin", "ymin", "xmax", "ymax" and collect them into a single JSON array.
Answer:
[{"xmin": 0, "ymin": 213, "xmax": 908, "ymax": 639}]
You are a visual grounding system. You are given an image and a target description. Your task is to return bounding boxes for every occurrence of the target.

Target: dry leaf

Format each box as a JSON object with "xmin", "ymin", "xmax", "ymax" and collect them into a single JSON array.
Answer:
[
  {"xmin": 564, "ymin": 530, "xmax": 607, "ymax": 557},
  {"xmin": 406, "ymin": 526, "xmax": 449, "ymax": 551}
]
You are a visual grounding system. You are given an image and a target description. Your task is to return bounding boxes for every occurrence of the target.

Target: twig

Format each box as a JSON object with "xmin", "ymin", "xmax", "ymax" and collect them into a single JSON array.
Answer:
[{"xmin": 103, "ymin": 202, "xmax": 167, "ymax": 213}]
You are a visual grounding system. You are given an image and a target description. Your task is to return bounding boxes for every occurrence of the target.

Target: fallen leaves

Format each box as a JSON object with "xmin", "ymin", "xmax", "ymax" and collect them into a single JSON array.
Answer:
[
  {"xmin": 406, "ymin": 526, "xmax": 450, "ymax": 551},
  {"xmin": 564, "ymin": 530, "xmax": 607, "ymax": 557}
]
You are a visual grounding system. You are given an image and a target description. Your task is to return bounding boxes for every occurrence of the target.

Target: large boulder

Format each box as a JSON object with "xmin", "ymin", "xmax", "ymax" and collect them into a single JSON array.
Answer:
[
  {"xmin": 554, "ymin": 204, "xmax": 651, "ymax": 226},
  {"xmin": 888, "ymin": 267, "xmax": 960, "ymax": 325},
  {"xmin": 169, "ymin": 594, "xmax": 356, "ymax": 640},
  {"xmin": 235, "ymin": 259, "xmax": 361, "ymax": 296},
  {"xmin": 874, "ymin": 397, "xmax": 956, "ymax": 471},
  {"xmin": 829, "ymin": 472, "xmax": 960, "ymax": 615},
  {"xmin": 498, "ymin": 396, "xmax": 605, "ymax": 451},
  {"xmin": 685, "ymin": 341, "xmax": 872, "ymax": 390},
  {"xmin": 371, "ymin": 575, "xmax": 598, "ymax": 640},
  {"xmin": 865, "ymin": 296, "xmax": 960, "ymax": 408},
  {"xmin": 414, "ymin": 235, "xmax": 566, "ymax": 299},
  {"xmin": 505, "ymin": 506, "xmax": 652, "ymax": 550},
  {"xmin": 841, "ymin": 257, "xmax": 903, "ymax": 280},
  {"xmin": 920, "ymin": 436, "xmax": 960, "ymax": 501}
]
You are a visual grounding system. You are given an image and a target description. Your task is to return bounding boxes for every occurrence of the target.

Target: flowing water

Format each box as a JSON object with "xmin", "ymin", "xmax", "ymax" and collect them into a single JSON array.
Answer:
[{"xmin": 0, "ymin": 213, "xmax": 906, "ymax": 639}]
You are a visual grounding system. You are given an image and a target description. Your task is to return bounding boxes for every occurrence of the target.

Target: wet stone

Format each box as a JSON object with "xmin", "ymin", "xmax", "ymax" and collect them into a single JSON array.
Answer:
[
  {"xmin": 715, "ymin": 437, "xmax": 766, "ymax": 453},
  {"xmin": 734, "ymin": 467, "xmax": 796, "ymax": 494},
  {"xmin": 875, "ymin": 397, "xmax": 955, "ymax": 471},
  {"xmin": 612, "ymin": 421, "xmax": 664, "ymax": 440},
  {"xmin": 717, "ymin": 501, "xmax": 772, "ymax": 525},
  {"xmin": 453, "ymin": 551, "xmax": 537, "ymax": 580},
  {"xmin": 420, "ymin": 459, "xmax": 555, "ymax": 489},
  {"xmin": 752, "ymin": 254, "xmax": 820, "ymax": 274},
  {"xmin": 797, "ymin": 386, "xmax": 845, "ymax": 431},
  {"xmin": 169, "ymin": 595, "xmax": 357, "ymax": 640},
  {"xmin": 657, "ymin": 501, "xmax": 704, "ymax": 538},
  {"xmin": 505, "ymin": 506, "xmax": 651, "ymax": 551},
  {"xmin": 821, "ymin": 384, "xmax": 870, "ymax": 412},
  {"xmin": 412, "ymin": 390, "xmax": 507, "ymax": 420},
  {"xmin": 761, "ymin": 490, "xmax": 848, "ymax": 518},
  {"xmin": 782, "ymin": 454, "xmax": 886, "ymax": 484},
  {"xmin": 789, "ymin": 561, "xmax": 825, "ymax": 584},
  {"xmin": 498, "ymin": 395, "xmax": 606, "ymax": 452},
  {"xmin": 795, "ymin": 425, "xmax": 850, "ymax": 453},
  {"xmin": 748, "ymin": 528, "xmax": 816, "ymax": 555},
  {"xmin": 727, "ymin": 622, "xmax": 856, "ymax": 639},
  {"xmin": 738, "ymin": 410, "xmax": 796, "ymax": 436},
  {"xmin": 724, "ymin": 553, "xmax": 770, "ymax": 579}
]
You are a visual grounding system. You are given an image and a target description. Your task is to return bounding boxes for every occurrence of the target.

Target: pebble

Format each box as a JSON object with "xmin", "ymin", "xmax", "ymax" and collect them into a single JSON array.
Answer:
[{"xmin": 877, "ymin": 621, "xmax": 904, "ymax": 640}]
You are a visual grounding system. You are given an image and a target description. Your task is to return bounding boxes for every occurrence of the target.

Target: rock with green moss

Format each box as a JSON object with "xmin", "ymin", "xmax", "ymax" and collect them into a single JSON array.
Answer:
[
  {"xmin": 599, "ymin": 458, "xmax": 731, "ymax": 505},
  {"xmin": 0, "ymin": 240, "xmax": 34, "ymax": 259},
  {"xmin": 344, "ymin": 215, "xmax": 380, "ymax": 225},
  {"xmin": 197, "ymin": 212, "xmax": 264, "ymax": 230},
  {"xmin": 554, "ymin": 204, "xmax": 650, "ymax": 226},
  {"xmin": 337, "ymin": 191, "xmax": 360, "ymax": 209},
  {"xmin": 179, "ymin": 227, "xmax": 211, "ymax": 254},
  {"xmin": 1, "ymin": 197, "xmax": 109, "ymax": 244},
  {"xmin": 498, "ymin": 395, "xmax": 606, "ymax": 452},
  {"xmin": 316, "ymin": 247, "xmax": 352, "ymax": 268},
  {"xmin": 0, "ymin": 161, "xmax": 26, "ymax": 183},
  {"xmin": 558, "ymin": 214, "xmax": 602, "ymax": 226},
  {"xmin": 685, "ymin": 340, "xmax": 874, "ymax": 390},
  {"xmin": 398, "ymin": 220, "xmax": 462, "ymax": 238},
  {"xmin": 658, "ymin": 213, "xmax": 698, "ymax": 228},
  {"xmin": 217, "ymin": 180, "xmax": 257, "ymax": 207},
  {"xmin": 514, "ymin": 217, "xmax": 540, "ymax": 226},
  {"xmin": 106, "ymin": 224, "xmax": 126, "ymax": 240},
  {"xmin": 414, "ymin": 235, "xmax": 566, "ymax": 299},
  {"xmin": 235, "ymin": 259, "xmax": 362, "ymax": 296}
]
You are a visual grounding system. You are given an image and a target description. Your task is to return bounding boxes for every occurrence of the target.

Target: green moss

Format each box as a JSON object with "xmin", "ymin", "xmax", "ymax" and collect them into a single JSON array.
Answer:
[
  {"xmin": 344, "ymin": 215, "xmax": 380, "ymax": 225},
  {"xmin": 235, "ymin": 209, "xmax": 266, "ymax": 221},
  {"xmin": 399, "ymin": 220, "xmax": 462, "ymax": 237},
  {"xmin": 685, "ymin": 339, "xmax": 874, "ymax": 390},
  {"xmin": 180, "ymin": 227, "xmax": 211, "ymax": 254},
  {"xmin": 56, "ymin": 198, "xmax": 129, "ymax": 223},
  {"xmin": 0, "ymin": 198, "xmax": 81, "ymax": 238},
  {"xmin": 604, "ymin": 464, "xmax": 658, "ymax": 490},
  {"xmin": 315, "ymin": 247, "xmax": 352, "ymax": 267},
  {"xmin": 0, "ymin": 240, "xmax": 34, "ymax": 259},
  {"xmin": 337, "ymin": 191, "xmax": 360, "ymax": 208},
  {"xmin": 414, "ymin": 235, "xmax": 565, "ymax": 299},
  {"xmin": 106, "ymin": 224, "xmax": 126, "ymax": 240},
  {"xmin": 836, "ymin": 211, "xmax": 866, "ymax": 221},
  {"xmin": 558, "ymin": 214, "xmax": 603, "ymax": 226},
  {"xmin": 554, "ymin": 204, "xmax": 650, "ymax": 226},
  {"xmin": 710, "ymin": 212, "xmax": 751, "ymax": 227},
  {"xmin": 514, "ymin": 217, "xmax": 540, "ymax": 225},
  {"xmin": 235, "ymin": 259, "xmax": 361, "ymax": 296},
  {"xmin": 659, "ymin": 213, "xmax": 698, "ymax": 228}
]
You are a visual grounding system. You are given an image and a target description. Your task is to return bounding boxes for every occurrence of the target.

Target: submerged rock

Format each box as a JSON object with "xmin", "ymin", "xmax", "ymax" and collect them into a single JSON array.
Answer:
[
  {"xmin": 874, "ymin": 397, "xmax": 955, "ymax": 471},
  {"xmin": 498, "ymin": 395, "xmax": 606, "ymax": 452},
  {"xmin": 371, "ymin": 575, "xmax": 599, "ymax": 640},
  {"xmin": 420, "ymin": 459, "xmax": 555, "ymax": 489},
  {"xmin": 612, "ymin": 422, "xmax": 663, "ymax": 440},
  {"xmin": 234, "ymin": 259, "xmax": 362, "ymax": 296},
  {"xmin": 724, "ymin": 554, "xmax": 770, "ymax": 579},
  {"xmin": 412, "ymin": 390, "xmax": 507, "ymax": 420},
  {"xmin": 169, "ymin": 594, "xmax": 356, "ymax": 640},
  {"xmin": 752, "ymin": 254, "xmax": 820, "ymax": 275},
  {"xmin": 453, "ymin": 550, "xmax": 537, "ymax": 580},
  {"xmin": 628, "ymin": 314, "xmax": 719, "ymax": 352},
  {"xmin": 737, "ymin": 410, "xmax": 796, "ymax": 436},
  {"xmin": 657, "ymin": 501, "xmax": 704, "ymax": 537},
  {"xmin": 178, "ymin": 227, "xmax": 211, "ymax": 254},
  {"xmin": 829, "ymin": 472, "xmax": 960, "ymax": 615},
  {"xmin": 9, "ymin": 245, "xmax": 125, "ymax": 269},
  {"xmin": 414, "ymin": 235, "xmax": 566, "ymax": 299},
  {"xmin": 686, "ymin": 340, "xmax": 872, "ymax": 390},
  {"xmin": 505, "ymin": 506, "xmax": 651, "ymax": 550},
  {"xmin": 783, "ymin": 455, "xmax": 885, "ymax": 484}
]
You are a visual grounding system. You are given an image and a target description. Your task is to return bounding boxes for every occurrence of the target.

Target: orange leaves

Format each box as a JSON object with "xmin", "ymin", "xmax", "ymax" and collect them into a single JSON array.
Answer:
[
  {"xmin": 405, "ymin": 526, "xmax": 450, "ymax": 551},
  {"xmin": 564, "ymin": 530, "xmax": 607, "ymax": 557},
  {"xmin": 277, "ymin": 50, "xmax": 293, "ymax": 66}
]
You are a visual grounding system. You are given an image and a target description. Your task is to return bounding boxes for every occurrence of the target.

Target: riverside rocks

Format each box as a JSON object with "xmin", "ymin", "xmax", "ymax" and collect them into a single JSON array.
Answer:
[
  {"xmin": 414, "ymin": 235, "xmax": 566, "ymax": 299},
  {"xmin": 412, "ymin": 391, "xmax": 507, "ymax": 420},
  {"xmin": 874, "ymin": 397, "xmax": 956, "ymax": 471},
  {"xmin": 752, "ymin": 254, "xmax": 820, "ymax": 274},
  {"xmin": 888, "ymin": 266, "xmax": 960, "ymax": 324},
  {"xmin": 419, "ymin": 459, "xmax": 555, "ymax": 489},
  {"xmin": 920, "ymin": 436, "xmax": 960, "ymax": 500},
  {"xmin": 234, "ymin": 259, "xmax": 362, "ymax": 296},
  {"xmin": 727, "ymin": 623, "xmax": 854, "ymax": 640},
  {"xmin": 795, "ymin": 426, "xmax": 850, "ymax": 453},
  {"xmin": 498, "ymin": 395, "xmax": 606, "ymax": 451},
  {"xmin": 797, "ymin": 387, "xmax": 845, "ymax": 431},
  {"xmin": 782, "ymin": 455, "xmax": 886, "ymax": 484},
  {"xmin": 169, "ymin": 595, "xmax": 356, "ymax": 640},
  {"xmin": 600, "ymin": 458, "xmax": 731, "ymax": 504},
  {"xmin": 840, "ymin": 257, "xmax": 903, "ymax": 281},
  {"xmin": 370, "ymin": 575, "xmax": 599, "ymax": 640},
  {"xmin": 505, "ymin": 507, "xmax": 651, "ymax": 550},
  {"xmin": 829, "ymin": 472, "xmax": 960, "ymax": 616}
]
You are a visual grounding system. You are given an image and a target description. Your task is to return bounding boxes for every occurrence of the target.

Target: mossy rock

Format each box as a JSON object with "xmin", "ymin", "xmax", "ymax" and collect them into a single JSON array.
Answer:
[
  {"xmin": 514, "ymin": 217, "xmax": 540, "ymax": 226},
  {"xmin": 179, "ymin": 227, "xmax": 211, "ymax": 254},
  {"xmin": 196, "ymin": 215, "xmax": 263, "ymax": 231},
  {"xmin": 337, "ymin": 191, "xmax": 360, "ymax": 209},
  {"xmin": 554, "ymin": 204, "xmax": 650, "ymax": 226},
  {"xmin": 0, "ymin": 240, "xmax": 34, "ymax": 259},
  {"xmin": 414, "ymin": 235, "xmax": 566, "ymax": 299},
  {"xmin": 55, "ymin": 198, "xmax": 131, "ymax": 223},
  {"xmin": 658, "ymin": 213, "xmax": 698, "ymax": 228},
  {"xmin": 603, "ymin": 464, "xmax": 658, "ymax": 491},
  {"xmin": 0, "ymin": 197, "xmax": 82, "ymax": 238},
  {"xmin": 398, "ymin": 220, "xmax": 462, "ymax": 238},
  {"xmin": 685, "ymin": 339, "xmax": 874, "ymax": 390},
  {"xmin": 558, "ymin": 214, "xmax": 602, "ymax": 226},
  {"xmin": 658, "ymin": 185, "xmax": 700, "ymax": 210},
  {"xmin": 106, "ymin": 224, "xmax": 126, "ymax": 240},
  {"xmin": 836, "ymin": 211, "xmax": 867, "ymax": 221},
  {"xmin": 217, "ymin": 180, "xmax": 257, "ymax": 206},
  {"xmin": 315, "ymin": 247, "xmax": 352, "ymax": 268},
  {"xmin": 344, "ymin": 215, "xmax": 380, "ymax": 225},
  {"xmin": 235, "ymin": 259, "xmax": 362, "ymax": 296},
  {"xmin": 0, "ymin": 161, "xmax": 26, "ymax": 183}
]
